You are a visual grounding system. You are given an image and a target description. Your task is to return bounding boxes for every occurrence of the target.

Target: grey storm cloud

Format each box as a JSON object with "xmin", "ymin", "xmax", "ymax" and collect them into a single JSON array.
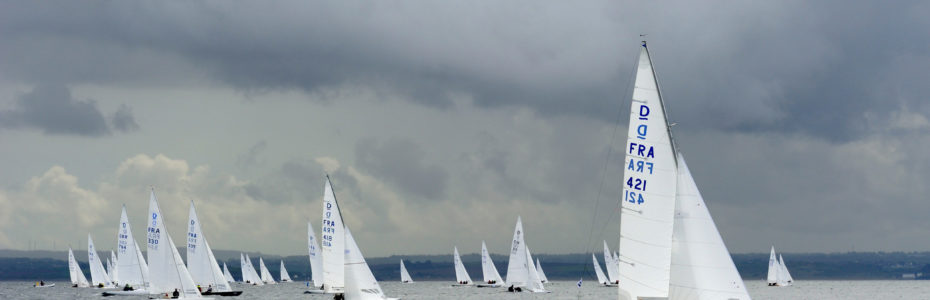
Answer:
[
  {"xmin": 111, "ymin": 104, "xmax": 139, "ymax": 133},
  {"xmin": 355, "ymin": 137, "xmax": 448, "ymax": 200},
  {"xmin": 0, "ymin": 84, "xmax": 110, "ymax": 136}
]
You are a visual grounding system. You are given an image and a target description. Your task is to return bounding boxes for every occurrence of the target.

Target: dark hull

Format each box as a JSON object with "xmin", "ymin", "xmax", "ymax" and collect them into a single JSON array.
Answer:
[{"xmin": 202, "ymin": 290, "xmax": 244, "ymax": 296}]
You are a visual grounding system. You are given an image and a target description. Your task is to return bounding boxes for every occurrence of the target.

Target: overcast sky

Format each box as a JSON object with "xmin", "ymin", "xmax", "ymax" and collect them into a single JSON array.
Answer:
[{"xmin": 1, "ymin": 1, "xmax": 929, "ymax": 257}]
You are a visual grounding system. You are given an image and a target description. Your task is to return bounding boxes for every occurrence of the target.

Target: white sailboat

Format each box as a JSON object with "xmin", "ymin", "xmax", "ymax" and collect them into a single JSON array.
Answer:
[
  {"xmin": 259, "ymin": 257, "xmax": 276, "ymax": 284},
  {"xmin": 504, "ymin": 217, "xmax": 546, "ymax": 293},
  {"xmin": 68, "ymin": 247, "xmax": 90, "ymax": 287},
  {"xmin": 305, "ymin": 221, "xmax": 324, "ymax": 292},
  {"xmin": 280, "ymin": 261, "xmax": 292, "ymax": 282},
  {"xmin": 344, "ymin": 228, "xmax": 395, "ymax": 300},
  {"xmin": 618, "ymin": 41, "xmax": 750, "ymax": 300},
  {"xmin": 223, "ymin": 263, "xmax": 235, "ymax": 283},
  {"xmin": 452, "ymin": 246, "xmax": 473, "ymax": 286},
  {"xmin": 145, "ymin": 189, "xmax": 202, "ymax": 298},
  {"xmin": 591, "ymin": 254, "xmax": 612, "ymax": 287},
  {"xmin": 399, "ymin": 260, "xmax": 414, "ymax": 283},
  {"xmin": 535, "ymin": 258, "xmax": 548, "ymax": 283},
  {"xmin": 87, "ymin": 235, "xmax": 113, "ymax": 288},
  {"xmin": 766, "ymin": 247, "xmax": 778, "ymax": 286},
  {"xmin": 524, "ymin": 246, "xmax": 543, "ymax": 285},
  {"xmin": 603, "ymin": 241, "xmax": 620, "ymax": 285},
  {"xmin": 107, "ymin": 252, "xmax": 117, "ymax": 285},
  {"xmin": 243, "ymin": 254, "xmax": 263, "ymax": 286},
  {"xmin": 321, "ymin": 176, "xmax": 345, "ymax": 295},
  {"xmin": 186, "ymin": 201, "xmax": 238, "ymax": 295},
  {"xmin": 115, "ymin": 205, "xmax": 148, "ymax": 289},
  {"xmin": 777, "ymin": 254, "xmax": 793, "ymax": 286},
  {"xmin": 476, "ymin": 241, "xmax": 503, "ymax": 287},
  {"xmin": 781, "ymin": 255, "xmax": 794, "ymax": 284}
]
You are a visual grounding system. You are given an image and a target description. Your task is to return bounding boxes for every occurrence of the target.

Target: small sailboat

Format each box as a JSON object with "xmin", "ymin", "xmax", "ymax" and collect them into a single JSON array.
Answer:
[
  {"xmin": 87, "ymin": 235, "xmax": 113, "ymax": 288},
  {"xmin": 187, "ymin": 201, "xmax": 241, "ymax": 296},
  {"xmin": 144, "ymin": 188, "xmax": 202, "ymax": 298},
  {"xmin": 107, "ymin": 252, "xmax": 117, "ymax": 285},
  {"xmin": 766, "ymin": 247, "xmax": 778, "ymax": 286},
  {"xmin": 280, "ymin": 261, "xmax": 292, "ymax": 282},
  {"xmin": 591, "ymin": 254, "xmax": 613, "ymax": 287},
  {"xmin": 451, "ymin": 246, "xmax": 473, "ymax": 286},
  {"xmin": 504, "ymin": 217, "xmax": 546, "ymax": 293},
  {"xmin": 776, "ymin": 254, "xmax": 793, "ymax": 286},
  {"xmin": 222, "ymin": 263, "xmax": 235, "ymax": 283},
  {"xmin": 114, "ymin": 205, "xmax": 148, "ymax": 290},
  {"xmin": 476, "ymin": 241, "xmax": 503, "ymax": 287},
  {"xmin": 241, "ymin": 254, "xmax": 263, "ymax": 286},
  {"xmin": 602, "ymin": 241, "xmax": 619, "ymax": 285},
  {"xmin": 399, "ymin": 260, "xmax": 414, "ymax": 283},
  {"xmin": 780, "ymin": 255, "xmax": 794, "ymax": 285},
  {"xmin": 304, "ymin": 221, "xmax": 325, "ymax": 293},
  {"xmin": 535, "ymin": 258, "xmax": 548, "ymax": 283},
  {"xmin": 259, "ymin": 257, "xmax": 276, "ymax": 284},
  {"xmin": 68, "ymin": 247, "xmax": 90, "ymax": 287}
]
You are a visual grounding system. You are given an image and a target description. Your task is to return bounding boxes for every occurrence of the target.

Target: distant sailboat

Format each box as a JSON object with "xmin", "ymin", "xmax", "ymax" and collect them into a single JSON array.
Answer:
[
  {"xmin": 280, "ymin": 261, "xmax": 292, "ymax": 282},
  {"xmin": 68, "ymin": 247, "xmax": 90, "ymax": 287},
  {"xmin": 187, "ymin": 201, "xmax": 240, "ymax": 296},
  {"xmin": 115, "ymin": 205, "xmax": 148, "ymax": 289},
  {"xmin": 535, "ymin": 258, "xmax": 548, "ymax": 283},
  {"xmin": 305, "ymin": 221, "xmax": 324, "ymax": 292},
  {"xmin": 777, "ymin": 254, "xmax": 793, "ymax": 286},
  {"xmin": 87, "ymin": 235, "xmax": 113, "ymax": 288},
  {"xmin": 617, "ymin": 41, "xmax": 750, "ymax": 300},
  {"xmin": 524, "ymin": 246, "xmax": 543, "ymax": 285},
  {"xmin": 223, "ymin": 263, "xmax": 235, "ymax": 283},
  {"xmin": 504, "ymin": 217, "xmax": 546, "ymax": 293},
  {"xmin": 400, "ymin": 260, "xmax": 414, "ymax": 283},
  {"xmin": 259, "ymin": 257, "xmax": 276, "ymax": 284},
  {"xmin": 452, "ymin": 246, "xmax": 473, "ymax": 286},
  {"xmin": 144, "ymin": 188, "xmax": 202, "ymax": 298},
  {"xmin": 476, "ymin": 241, "xmax": 503, "ymax": 287},
  {"xmin": 243, "ymin": 254, "xmax": 263, "ymax": 286},
  {"xmin": 107, "ymin": 251, "xmax": 117, "ymax": 285},
  {"xmin": 767, "ymin": 247, "xmax": 778, "ymax": 286},
  {"xmin": 780, "ymin": 255, "xmax": 794, "ymax": 284},
  {"xmin": 602, "ymin": 241, "xmax": 619, "ymax": 285},
  {"xmin": 591, "ymin": 254, "xmax": 613, "ymax": 287}
]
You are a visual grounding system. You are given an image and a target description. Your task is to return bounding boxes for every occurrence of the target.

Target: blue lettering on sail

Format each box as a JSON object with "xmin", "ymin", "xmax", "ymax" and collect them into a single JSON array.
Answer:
[
  {"xmin": 636, "ymin": 124, "xmax": 648, "ymax": 140},
  {"xmin": 628, "ymin": 142, "xmax": 655, "ymax": 158},
  {"xmin": 627, "ymin": 158, "xmax": 655, "ymax": 174},
  {"xmin": 638, "ymin": 105, "xmax": 650, "ymax": 120},
  {"xmin": 624, "ymin": 190, "xmax": 645, "ymax": 204}
]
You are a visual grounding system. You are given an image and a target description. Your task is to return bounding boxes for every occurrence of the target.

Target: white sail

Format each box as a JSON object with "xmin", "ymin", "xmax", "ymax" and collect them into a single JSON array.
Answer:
[
  {"xmin": 240, "ymin": 254, "xmax": 253, "ymax": 284},
  {"xmin": 223, "ymin": 263, "xmax": 235, "ymax": 283},
  {"xmin": 777, "ymin": 255, "xmax": 791, "ymax": 286},
  {"xmin": 134, "ymin": 239, "xmax": 149, "ymax": 285},
  {"xmin": 245, "ymin": 254, "xmax": 263, "ymax": 285},
  {"xmin": 280, "ymin": 261, "xmax": 292, "ymax": 282},
  {"xmin": 603, "ymin": 241, "xmax": 619, "ymax": 284},
  {"xmin": 115, "ymin": 205, "xmax": 147, "ymax": 288},
  {"xmin": 106, "ymin": 255, "xmax": 115, "ymax": 284},
  {"xmin": 669, "ymin": 154, "xmax": 751, "ymax": 299},
  {"xmin": 87, "ymin": 235, "xmax": 113, "ymax": 287},
  {"xmin": 453, "ymin": 246, "xmax": 473, "ymax": 284},
  {"xmin": 525, "ymin": 246, "xmax": 541, "ymax": 284},
  {"xmin": 321, "ymin": 176, "xmax": 346, "ymax": 293},
  {"xmin": 69, "ymin": 247, "xmax": 90, "ymax": 287},
  {"xmin": 344, "ymin": 228, "xmax": 391, "ymax": 300},
  {"xmin": 259, "ymin": 257, "xmax": 276, "ymax": 284},
  {"xmin": 400, "ymin": 260, "xmax": 413, "ymax": 283},
  {"xmin": 781, "ymin": 255, "xmax": 794, "ymax": 283},
  {"xmin": 480, "ymin": 241, "xmax": 503, "ymax": 284},
  {"xmin": 592, "ymin": 254, "xmax": 609, "ymax": 285},
  {"xmin": 766, "ymin": 246, "xmax": 778, "ymax": 285},
  {"xmin": 618, "ymin": 42, "xmax": 679, "ymax": 300},
  {"xmin": 308, "ymin": 222, "xmax": 323, "ymax": 288},
  {"xmin": 145, "ymin": 189, "xmax": 202, "ymax": 298},
  {"xmin": 505, "ymin": 216, "xmax": 528, "ymax": 287},
  {"xmin": 523, "ymin": 246, "xmax": 546, "ymax": 293},
  {"xmin": 186, "ymin": 201, "xmax": 232, "ymax": 292},
  {"xmin": 535, "ymin": 258, "xmax": 548, "ymax": 283}
]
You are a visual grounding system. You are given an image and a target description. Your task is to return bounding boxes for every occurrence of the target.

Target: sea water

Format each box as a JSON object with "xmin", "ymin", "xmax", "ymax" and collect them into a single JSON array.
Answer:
[{"xmin": 2, "ymin": 280, "xmax": 928, "ymax": 299}]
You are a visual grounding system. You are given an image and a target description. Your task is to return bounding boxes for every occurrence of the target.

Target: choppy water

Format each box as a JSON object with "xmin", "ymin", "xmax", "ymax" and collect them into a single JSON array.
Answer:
[{"xmin": 2, "ymin": 280, "xmax": 928, "ymax": 299}]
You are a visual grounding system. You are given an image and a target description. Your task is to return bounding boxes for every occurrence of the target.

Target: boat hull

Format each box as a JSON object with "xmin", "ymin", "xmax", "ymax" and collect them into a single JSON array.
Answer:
[{"xmin": 201, "ymin": 290, "xmax": 243, "ymax": 296}]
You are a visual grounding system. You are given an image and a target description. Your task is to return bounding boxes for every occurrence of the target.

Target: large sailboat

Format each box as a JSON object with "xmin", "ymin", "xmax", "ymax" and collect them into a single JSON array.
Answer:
[
  {"xmin": 144, "ymin": 189, "xmax": 202, "ymax": 298},
  {"xmin": 187, "ymin": 201, "xmax": 241, "ymax": 296},
  {"xmin": 476, "ymin": 241, "xmax": 503, "ymax": 287},
  {"xmin": 617, "ymin": 41, "xmax": 750, "ymax": 300}
]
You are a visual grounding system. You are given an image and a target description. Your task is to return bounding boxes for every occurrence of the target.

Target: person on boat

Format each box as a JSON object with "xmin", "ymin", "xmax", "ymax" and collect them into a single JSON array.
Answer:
[
  {"xmin": 98, "ymin": 283, "xmax": 104, "ymax": 288},
  {"xmin": 333, "ymin": 293, "xmax": 345, "ymax": 300},
  {"xmin": 172, "ymin": 288, "xmax": 180, "ymax": 298},
  {"xmin": 123, "ymin": 284, "xmax": 133, "ymax": 291},
  {"xmin": 197, "ymin": 285, "xmax": 202, "ymax": 292},
  {"xmin": 206, "ymin": 285, "xmax": 213, "ymax": 293},
  {"xmin": 508, "ymin": 285, "xmax": 514, "ymax": 292}
]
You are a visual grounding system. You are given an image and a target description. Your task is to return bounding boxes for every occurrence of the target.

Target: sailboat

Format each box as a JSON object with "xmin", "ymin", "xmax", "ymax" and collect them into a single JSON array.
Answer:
[
  {"xmin": 320, "ymin": 175, "xmax": 395, "ymax": 300},
  {"xmin": 399, "ymin": 260, "xmax": 414, "ymax": 283},
  {"xmin": 187, "ymin": 201, "xmax": 241, "ymax": 296},
  {"xmin": 304, "ymin": 221, "xmax": 325, "ymax": 293},
  {"xmin": 535, "ymin": 258, "xmax": 548, "ymax": 283},
  {"xmin": 781, "ymin": 255, "xmax": 794, "ymax": 284},
  {"xmin": 114, "ymin": 205, "xmax": 148, "ymax": 290},
  {"xmin": 242, "ymin": 254, "xmax": 263, "ymax": 286},
  {"xmin": 87, "ymin": 235, "xmax": 113, "ymax": 288},
  {"xmin": 107, "ymin": 252, "xmax": 117, "ymax": 285},
  {"xmin": 280, "ymin": 261, "xmax": 293, "ymax": 282},
  {"xmin": 68, "ymin": 247, "xmax": 90, "ymax": 287},
  {"xmin": 603, "ymin": 241, "xmax": 620, "ymax": 285},
  {"xmin": 524, "ymin": 246, "xmax": 543, "ymax": 285},
  {"xmin": 223, "ymin": 263, "xmax": 235, "ymax": 283},
  {"xmin": 259, "ymin": 257, "xmax": 276, "ymax": 284},
  {"xmin": 504, "ymin": 217, "xmax": 546, "ymax": 293},
  {"xmin": 144, "ymin": 188, "xmax": 202, "ymax": 298},
  {"xmin": 451, "ymin": 246, "xmax": 473, "ymax": 286},
  {"xmin": 617, "ymin": 41, "xmax": 750, "ymax": 300},
  {"xmin": 591, "ymin": 254, "xmax": 613, "ymax": 287},
  {"xmin": 476, "ymin": 241, "xmax": 503, "ymax": 287},
  {"xmin": 778, "ymin": 254, "xmax": 793, "ymax": 286},
  {"xmin": 766, "ymin": 247, "xmax": 778, "ymax": 286}
]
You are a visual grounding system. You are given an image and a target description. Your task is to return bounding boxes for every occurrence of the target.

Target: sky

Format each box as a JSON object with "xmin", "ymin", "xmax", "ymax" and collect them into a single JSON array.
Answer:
[{"xmin": 1, "ymin": 1, "xmax": 929, "ymax": 257}]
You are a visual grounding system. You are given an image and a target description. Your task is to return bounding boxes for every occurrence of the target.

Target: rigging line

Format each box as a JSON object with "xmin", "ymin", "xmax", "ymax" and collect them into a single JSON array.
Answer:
[{"xmin": 579, "ymin": 46, "xmax": 640, "ymax": 281}]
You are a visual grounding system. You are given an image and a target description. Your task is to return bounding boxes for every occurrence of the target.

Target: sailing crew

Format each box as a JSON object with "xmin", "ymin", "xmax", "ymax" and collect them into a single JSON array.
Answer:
[{"xmin": 172, "ymin": 288, "xmax": 180, "ymax": 298}]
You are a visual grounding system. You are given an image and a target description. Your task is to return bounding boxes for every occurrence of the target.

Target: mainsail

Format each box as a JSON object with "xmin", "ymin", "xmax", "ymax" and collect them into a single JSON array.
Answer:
[
  {"xmin": 321, "ymin": 176, "xmax": 345, "ymax": 293},
  {"xmin": 308, "ymin": 222, "xmax": 323, "ymax": 288},
  {"xmin": 223, "ymin": 262, "xmax": 235, "ymax": 282},
  {"xmin": 280, "ymin": 261, "xmax": 292, "ymax": 282},
  {"xmin": 115, "ymin": 205, "xmax": 147, "ymax": 288},
  {"xmin": 87, "ymin": 235, "xmax": 113, "ymax": 287},
  {"xmin": 69, "ymin": 247, "xmax": 90, "ymax": 287},
  {"xmin": 259, "ymin": 257, "xmax": 276, "ymax": 284},
  {"xmin": 618, "ymin": 42, "xmax": 679, "ymax": 300},
  {"xmin": 146, "ymin": 189, "xmax": 202, "ymax": 297},
  {"xmin": 453, "ymin": 246, "xmax": 473, "ymax": 284},
  {"xmin": 186, "ymin": 201, "xmax": 232, "ymax": 292},
  {"xmin": 400, "ymin": 260, "xmax": 414, "ymax": 283}
]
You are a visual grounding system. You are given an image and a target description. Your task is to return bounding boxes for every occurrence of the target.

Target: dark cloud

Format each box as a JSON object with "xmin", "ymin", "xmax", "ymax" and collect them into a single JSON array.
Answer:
[
  {"xmin": 236, "ymin": 140, "xmax": 267, "ymax": 170},
  {"xmin": 0, "ymin": 84, "xmax": 110, "ymax": 136},
  {"xmin": 111, "ymin": 104, "xmax": 139, "ymax": 132},
  {"xmin": 355, "ymin": 137, "xmax": 448, "ymax": 200}
]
